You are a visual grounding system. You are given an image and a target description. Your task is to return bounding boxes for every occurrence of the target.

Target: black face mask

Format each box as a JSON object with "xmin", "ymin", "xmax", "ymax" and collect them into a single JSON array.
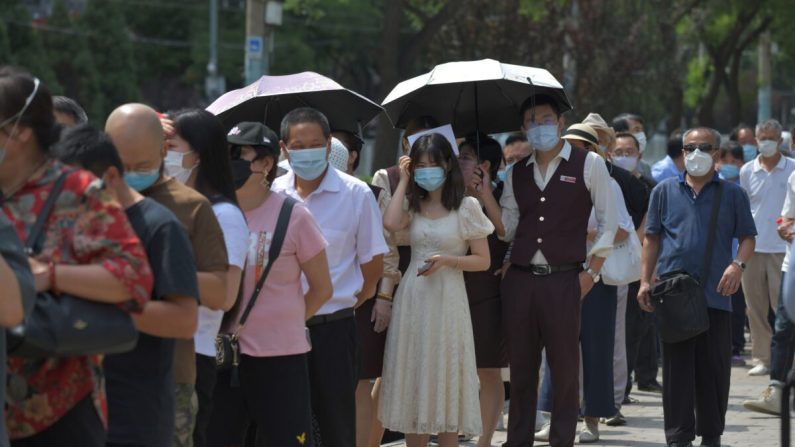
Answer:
[{"xmin": 231, "ymin": 159, "xmax": 254, "ymax": 189}]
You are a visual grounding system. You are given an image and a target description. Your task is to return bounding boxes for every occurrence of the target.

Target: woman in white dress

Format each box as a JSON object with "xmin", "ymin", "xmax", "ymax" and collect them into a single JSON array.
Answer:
[{"xmin": 380, "ymin": 133, "xmax": 494, "ymax": 447}]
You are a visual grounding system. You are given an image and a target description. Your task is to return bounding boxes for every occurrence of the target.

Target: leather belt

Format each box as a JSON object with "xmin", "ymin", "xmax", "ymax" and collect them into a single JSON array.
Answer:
[
  {"xmin": 511, "ymin": 263, "xmax": 582, "ymax": 276},
  {"xmin": 306, "ymin": 307, "xmax": 354, "ymax": 327}
]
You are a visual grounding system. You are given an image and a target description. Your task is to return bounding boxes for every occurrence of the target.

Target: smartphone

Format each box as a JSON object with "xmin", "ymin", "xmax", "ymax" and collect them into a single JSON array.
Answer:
[{"xmin": 417, "ymin": 260, "xmax": 434, "ymax": 276}]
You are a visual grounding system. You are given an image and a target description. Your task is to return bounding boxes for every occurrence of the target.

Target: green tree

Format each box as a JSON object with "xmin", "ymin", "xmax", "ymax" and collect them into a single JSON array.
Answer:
[
  {"xmin": 0, "ymin": 2, "xmax": 60, "ymax": 91},
  {"xmin": 43, "ymin": 0, "xmax": 104, "ymax": 121},
  {"xmin": 79, "ymin": 0, "xmax": 139, "ymax": 118}
]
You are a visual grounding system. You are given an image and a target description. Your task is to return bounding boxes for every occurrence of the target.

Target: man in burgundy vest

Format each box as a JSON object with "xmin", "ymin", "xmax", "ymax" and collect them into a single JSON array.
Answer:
[{"xmin": 493, "ymin": 95, "xmax": 618, "ymax": 447}]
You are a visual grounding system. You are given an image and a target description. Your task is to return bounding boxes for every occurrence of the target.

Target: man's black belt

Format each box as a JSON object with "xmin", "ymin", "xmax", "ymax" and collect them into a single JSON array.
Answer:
[
  {"xmin": 511, "ymin": 263, "xmax": 583, "ymax": 276},
  {"xmin": 306, "ymin": 307, "xmax": 354, "ymax": 327}
]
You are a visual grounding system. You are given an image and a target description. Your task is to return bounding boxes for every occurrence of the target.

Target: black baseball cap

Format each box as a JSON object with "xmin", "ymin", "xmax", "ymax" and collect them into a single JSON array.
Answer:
[{"xmin": 226, "ymin": 122, "xmax": 279, "ymax": 151}]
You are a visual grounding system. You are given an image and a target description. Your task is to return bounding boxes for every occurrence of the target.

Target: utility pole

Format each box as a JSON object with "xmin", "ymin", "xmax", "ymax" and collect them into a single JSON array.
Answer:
[
  {"xmin": 205, "ymin": 0, "xmax": 225, "ymax": 101},
  {"xmin": 758, "ymin": 30, "xmax": 772, "ymax": 123},
  {"xmin": 245, "ymin": 0, "xmax": 266, "ymax": 85}
]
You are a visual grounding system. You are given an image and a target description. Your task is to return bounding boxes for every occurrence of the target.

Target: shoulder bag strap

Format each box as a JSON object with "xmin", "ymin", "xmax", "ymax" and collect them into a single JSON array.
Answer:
[
  {"xmin": 25, "ymin": 170, "xmax": 72, "ymax": 256},
  {"xmin": 235, "ymin": 196, "xmax": 297, "ymax": 330},
  {"xmin": 699, "ymin": 181, "xmax": 723, "ymax": 285}
]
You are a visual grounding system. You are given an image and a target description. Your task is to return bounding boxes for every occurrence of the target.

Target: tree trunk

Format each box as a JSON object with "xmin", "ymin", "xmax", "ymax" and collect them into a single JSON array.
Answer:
[
  {"xmin": 696, "ymin": 58, "xmax": 725, "ymax": 127},
  {"xmin": 724, "ymin": 51, "xmax": 742, "ymax": 127},
  {"xmin": 371, "ymin": 0, "xmax": 404, "ymax": 173}
]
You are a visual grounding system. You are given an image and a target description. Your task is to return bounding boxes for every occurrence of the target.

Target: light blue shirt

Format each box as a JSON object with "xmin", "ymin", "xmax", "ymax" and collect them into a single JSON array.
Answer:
[{"xmin": 651, "ymin": 156, "xmax": 683, "ymax": 184}]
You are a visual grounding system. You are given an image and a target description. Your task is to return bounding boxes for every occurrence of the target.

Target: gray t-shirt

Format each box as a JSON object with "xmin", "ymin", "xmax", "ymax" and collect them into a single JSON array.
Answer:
[{"xmin": 0, "ymin": 212, "xmax": 35, "ymax": 447}]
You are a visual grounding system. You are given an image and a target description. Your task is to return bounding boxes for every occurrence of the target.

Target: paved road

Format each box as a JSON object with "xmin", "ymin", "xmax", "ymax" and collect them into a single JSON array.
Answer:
[{"xmin": 385, "ymin": 352, "xmax": 782, "ymax": 446}]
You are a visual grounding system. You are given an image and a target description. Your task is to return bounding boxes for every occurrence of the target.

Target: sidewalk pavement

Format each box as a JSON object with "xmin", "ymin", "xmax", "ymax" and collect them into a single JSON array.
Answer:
[{"xmin": 385, "ymin": 353, "xmax": 782, "ymax": 446}]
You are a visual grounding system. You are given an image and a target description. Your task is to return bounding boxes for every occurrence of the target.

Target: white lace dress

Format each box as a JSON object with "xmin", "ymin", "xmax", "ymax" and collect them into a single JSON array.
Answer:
[{"xmin": 378, "ymin": 197, "xmax": 494, "ymax": 436}]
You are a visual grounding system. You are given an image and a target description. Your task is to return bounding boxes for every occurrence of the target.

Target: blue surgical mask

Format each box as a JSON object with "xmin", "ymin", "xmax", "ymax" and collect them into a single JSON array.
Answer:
[
  {"xmin": 124, "ymin": 169, "xmax": 160, "ymax": 192},
  {"xmin": 526, "ymin": 125, "xmax": 560, "ymax": 152},
  {"xmin": 414, "ymin": 167, "xmax": 447, "ymax": 192},
  {"xmin": 496, "ymin": 170, "xmax": 506, "ymax": 182},
  {"xmin": 719, "ymin": 164, "xmax": 740, "ymax": 180},
  {"xmin": 288, "ymin": 147, "xmax": 328, "ymax": 181},
  {"xmin": 742, "ymin": 144, "xmax": 757, "ymax": 162}
]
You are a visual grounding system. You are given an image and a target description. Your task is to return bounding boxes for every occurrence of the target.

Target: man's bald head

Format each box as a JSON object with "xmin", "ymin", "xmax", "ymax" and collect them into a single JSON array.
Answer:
[{"xmin": 105, "ymin": 103, "xmax": 165, "ymax": 174}]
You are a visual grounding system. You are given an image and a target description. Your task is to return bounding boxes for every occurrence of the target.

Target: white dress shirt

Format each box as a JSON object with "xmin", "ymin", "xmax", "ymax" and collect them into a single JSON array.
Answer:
[
  {"xmin": 273, "ymin": 167, "xmax": 389, "ymax": 314},
  {"xmin": 499, "ymin": 141, "xmax": 618, "ymax": 264},
  {"xmin": 739, "ymin": 155, "xmax": 795, "ymax": 253},
  {"xmin": 780, "ymin": 171, "xmax": 795, "ymax": 271}
]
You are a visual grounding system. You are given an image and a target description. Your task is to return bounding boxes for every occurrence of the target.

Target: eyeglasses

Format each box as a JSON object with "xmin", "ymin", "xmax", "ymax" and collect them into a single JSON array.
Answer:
[
  {"xmin": 683, "ymin": 143, "xmax": 714, "ymax": 153},
  {"xmin": 0, "ymin": 77, "xmax": 40, "ymax": 129}
]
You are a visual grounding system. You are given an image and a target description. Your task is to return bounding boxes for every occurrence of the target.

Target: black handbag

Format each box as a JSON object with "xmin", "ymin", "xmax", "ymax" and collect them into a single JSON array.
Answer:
[
  {"xmin": 650, "ymin": 181, "xmax": 722, "ymax": 344},
  {"xmin": 6, "ymin": 171, "xmax": 139, "ymax": 358},
  {"xmin": 215, "ymin": 197, "xmax": 296, "ymax": 383}
]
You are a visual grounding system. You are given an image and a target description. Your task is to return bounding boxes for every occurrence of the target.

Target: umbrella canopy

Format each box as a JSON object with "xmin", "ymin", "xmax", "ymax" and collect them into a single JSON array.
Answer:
[
  {"xmin": 382, "ymin": 59, "xmax": 572, "ymax": 136},
  {"xmin": 207, "ymin": 71, "xmax": 383, "ymax": 136}
]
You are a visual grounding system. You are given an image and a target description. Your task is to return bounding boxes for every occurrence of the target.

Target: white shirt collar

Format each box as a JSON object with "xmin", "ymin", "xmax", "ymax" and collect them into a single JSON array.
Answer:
[
  {"xmin": 753, "ymin": 154, "xmax": 788, "ymax": 172},
  {"xmin": 526, "ymin": 140, "xmax": 572, "ymax": 166},
  {"xmin": 281, "ymin": 165, "xmax": 342, "ymax": 196}
]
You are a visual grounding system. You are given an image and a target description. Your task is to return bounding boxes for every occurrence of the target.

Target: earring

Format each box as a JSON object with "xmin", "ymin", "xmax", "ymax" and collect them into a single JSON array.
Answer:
[{"xmin": 261, "ymin": 170, "xmax": 270, "ymax": 188}]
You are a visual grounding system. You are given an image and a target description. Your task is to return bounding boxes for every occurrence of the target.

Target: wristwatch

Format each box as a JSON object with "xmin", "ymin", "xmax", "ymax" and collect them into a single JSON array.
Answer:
[
  {"xmin": 732, "ymin": 260, "xmax": 747, "ymax": 271},
  {"xmin": 585, "ymin": 267, "xmax": 601, "ymax": 283}
]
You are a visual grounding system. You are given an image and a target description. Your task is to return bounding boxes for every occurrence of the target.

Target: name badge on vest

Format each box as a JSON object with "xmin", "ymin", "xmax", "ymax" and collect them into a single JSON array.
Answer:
[{"xmin": 560, "ymin": 175, "xmax": 577, "ymax": 184}]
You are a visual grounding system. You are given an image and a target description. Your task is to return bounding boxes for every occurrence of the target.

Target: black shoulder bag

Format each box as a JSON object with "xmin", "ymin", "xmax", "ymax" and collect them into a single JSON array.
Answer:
[
  {"xmin": 215, "ymin": 197, "xmax": 296, "ymax": 384},
  {"xmin": 650, "ymin": 181, "xmax": 722, "ymax": 344},
  {"xmin": 7, "ymin": 171, "xmax": 139, "ymax": 357}
]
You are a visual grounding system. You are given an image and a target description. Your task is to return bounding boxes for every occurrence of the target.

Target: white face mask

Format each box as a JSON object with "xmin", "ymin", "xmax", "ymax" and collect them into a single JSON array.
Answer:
[
  {"xmin": 633, "ymin": 132, "xmax": 647, "ymax": 153},
  {"xmin": 758, "ymin": 140, "xmax": 779, "ymax": 158},
  {"xmin": 165, "ymin": 150, "xmax": 197, "ymax": 184},
  {"xmin": 611, "ymin": 155, "xmax": 638, "ymax": 173},
  {"xmin": 684, "ymin": 149, "xmax": 714, "ymax": 177}
]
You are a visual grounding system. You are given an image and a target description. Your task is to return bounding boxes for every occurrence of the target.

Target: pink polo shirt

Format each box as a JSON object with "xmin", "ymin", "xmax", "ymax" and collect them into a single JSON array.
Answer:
[{"xmin": 238, "ymin": 192, "xmax": 327, "ymax": 357}]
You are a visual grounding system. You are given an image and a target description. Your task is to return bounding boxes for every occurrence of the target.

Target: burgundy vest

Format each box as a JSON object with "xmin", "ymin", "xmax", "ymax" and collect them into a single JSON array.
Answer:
[{"xmin": 509, "ymin": 147, "xmax": 593, "ymax": 266}]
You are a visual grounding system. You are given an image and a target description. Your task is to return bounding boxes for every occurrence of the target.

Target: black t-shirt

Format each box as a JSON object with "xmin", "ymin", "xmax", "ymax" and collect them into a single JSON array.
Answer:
[
  {"xmin": 606, "ymin": 162, "xmax": 652, "ymax": 230},
  {"xmin": 103, "ymin": 198, "xmax": 199, "ymax": 447}
]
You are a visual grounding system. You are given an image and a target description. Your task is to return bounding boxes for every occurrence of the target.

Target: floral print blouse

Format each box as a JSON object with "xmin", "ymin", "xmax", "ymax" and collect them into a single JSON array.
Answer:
[{"xmin": 1, "ymin": 160, "xmax": 153, "ymax": 439}]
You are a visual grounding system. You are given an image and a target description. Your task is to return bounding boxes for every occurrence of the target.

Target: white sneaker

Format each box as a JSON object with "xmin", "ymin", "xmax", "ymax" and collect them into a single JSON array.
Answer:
[
  {"xmin": 748, "ymin": 364, "xmax": 770, "ymax": 376},
  {"xmin": 579, "ymin": 418, "xmax": 600, "ymax": 443},
  {"xmin": 743, "ymin": 385, "xmax": 782, "ymax": 415},
  {"xmin": 535, "ymin": 411, "xmax": 550, "ymax": 432},
  {"xmin": 534, "ymin": 421, "xmax": 551, "ymax": 442}
]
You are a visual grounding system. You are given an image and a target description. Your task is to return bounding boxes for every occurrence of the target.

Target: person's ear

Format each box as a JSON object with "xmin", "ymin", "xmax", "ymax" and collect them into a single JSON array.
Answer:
[
  {"xmin": 558, "ymin": 115, "xmax": 566, "ymax": 132},
  {"xmin": 480, "ymin": 159, "xmax": 491, "ymax": 174},
  {"xmin": 16, "ymin": 126, "xmax": 33, "ymax": 144},
  {"xmin": 103, "ymin": 166, "xmax": 122, "ymax": 190}
]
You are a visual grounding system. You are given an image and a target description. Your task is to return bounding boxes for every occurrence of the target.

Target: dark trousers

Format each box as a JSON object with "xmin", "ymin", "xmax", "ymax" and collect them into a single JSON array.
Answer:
[
  {"xmin": 625, "ymin": 281, "xmax": 658, "ymax": 395},
  {"xmin": 307, "ymin": 315, "xmax": 357, "ymax": 447},
  {"xmin": 771, "ymin": 273, "xmax": 795, "ymax": 383},
  {"xmin": 12, "ymin": 395, "xmax": 105, "ymax": 447},
  {"xmin": 662, "ymin": 309, "xmax": 731, "ymax": 444},
  {"xmin": 581, "ymin": 282, "xmax": 617, "ymax": 417},
  {"xmin": 204, "ymin": 353, "xmax": 315, "ymax": 447},
  {"xmin": 731, "ymin": 286, "xmax": 747, "ymax": 355},
  {"xmin": 502, "ymin": 268, "xmax": 581, "ymax": 447},
  {"xmin": 537, "ymin": 282, "xmax": 617, "ymax": 418},
  {"xmin": 193, "ymin": 354, "xmax": 217, "ymax": 447}
]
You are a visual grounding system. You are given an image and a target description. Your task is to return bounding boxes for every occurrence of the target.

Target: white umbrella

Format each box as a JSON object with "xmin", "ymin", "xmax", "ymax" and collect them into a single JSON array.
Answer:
[{"xmin": 382, "ymin": 58, "xmax": 572, "ymax": 137}]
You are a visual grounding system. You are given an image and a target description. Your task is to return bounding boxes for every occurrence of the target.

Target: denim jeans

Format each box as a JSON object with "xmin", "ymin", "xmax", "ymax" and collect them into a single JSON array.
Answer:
[{"xmin": 771, "ymin": 272, "xmax": 795, "ymax": 383}]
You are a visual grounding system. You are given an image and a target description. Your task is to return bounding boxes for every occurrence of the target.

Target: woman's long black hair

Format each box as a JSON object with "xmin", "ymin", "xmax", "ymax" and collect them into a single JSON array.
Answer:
[
  {"xmin": 170, "ymin": 108, "xmax": 239, "ymax": 206},
  {"xmin": 407, "ymin": 133, "xmax": 465, "ymax": 212}
]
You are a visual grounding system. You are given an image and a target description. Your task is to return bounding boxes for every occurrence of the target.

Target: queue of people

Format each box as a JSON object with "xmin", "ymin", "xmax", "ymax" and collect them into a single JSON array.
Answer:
[{"xmin": 2, "ymin": 63, "xmax": 794, "ymax": 447}]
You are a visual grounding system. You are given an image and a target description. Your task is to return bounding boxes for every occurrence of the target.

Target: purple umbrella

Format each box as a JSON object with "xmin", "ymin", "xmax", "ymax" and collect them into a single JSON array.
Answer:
[{"xmin": 206, "ymin": 71, "xmax": 383, "ymax": 135}]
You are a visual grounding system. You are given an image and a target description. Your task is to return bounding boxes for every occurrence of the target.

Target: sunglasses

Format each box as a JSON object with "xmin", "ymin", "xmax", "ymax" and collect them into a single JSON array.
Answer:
[
  {"xmin": 683, "ymin": 143, "xmax": 714, "ymax": 153},
  {"xmin": 0, "ymin": 77, "xmax": 41, "ymax": 129}
]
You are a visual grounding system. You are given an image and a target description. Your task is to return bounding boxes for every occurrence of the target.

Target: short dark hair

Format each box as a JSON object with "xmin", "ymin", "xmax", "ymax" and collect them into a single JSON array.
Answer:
[
  {"xmin": 280, "ymin": 107, "xmax": 331, "ymax": 141},
  {"xmin": 53, "ymin": 96, "xmax": 88, "ymax": 125},
  {"xmin": 729, "ymin": 124, "xmax": 754, "ymax": 142},
  {"xmin": 519, "ymin": 94, "xmax": 561, "ymax": 119},
  {"xmin": 667, "ymin": 129, "xmax": 684, "ymax": 159},
  {"xmin": 461, "ymin": 132, "xmax": 503, "ymax": 180},
  {"xmin": 404, "ymin": 115, "xmax": 440, "ymax": 139},
  {"xmin": 720, "ymin": 141, "xmax": 744, "ymax": 161},
  {"xmin": 331, "ymin": 129, "xmax": 363, "ymax": 170},
  {"xmin": 0, "ymin": 66, "xmax": 59, "ymax": 154},
  {"xmin": 170, "ymin": 108, "xmax": 239, "ymax": 206},
  {"xmin": 55, "ymin": 123, "xmax": 124, "ymax": 177},
  {"xmin": 615, "ymin": 132, "xmax": 640, "ymax": 150},
  {"xmin": 407, "ymin": 133, "xmax": 464, "ymax": 212},
  {"xmin": 504, "ymin": 132, "xmax": 527, "ymax": 146},
  {"xmin": 612, "ymin": 113, "xmax": 644, "ymax": 132}
]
